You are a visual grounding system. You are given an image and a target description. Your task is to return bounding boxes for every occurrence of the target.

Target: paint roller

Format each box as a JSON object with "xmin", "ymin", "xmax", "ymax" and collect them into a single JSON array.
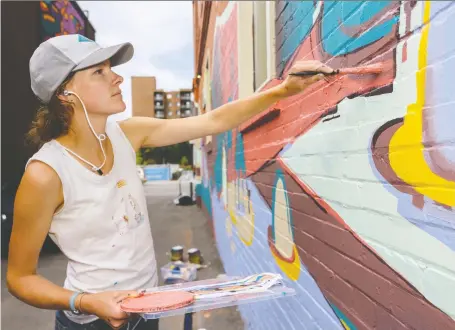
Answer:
[{"xmin": 289, "ymin": 63, "xmax": 385, "ymax": 77}]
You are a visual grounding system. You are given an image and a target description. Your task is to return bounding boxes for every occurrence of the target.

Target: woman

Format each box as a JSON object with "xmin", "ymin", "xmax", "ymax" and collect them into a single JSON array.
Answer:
[{"xmin": 6, "ymin": 34, "xmax": 332, "ymax": 330}]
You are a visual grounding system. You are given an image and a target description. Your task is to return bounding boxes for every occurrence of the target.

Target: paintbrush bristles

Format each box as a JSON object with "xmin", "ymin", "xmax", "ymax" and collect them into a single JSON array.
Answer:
[{"xmin": 289, "ymin": 63, "xmax": 384, "ymax": 77}]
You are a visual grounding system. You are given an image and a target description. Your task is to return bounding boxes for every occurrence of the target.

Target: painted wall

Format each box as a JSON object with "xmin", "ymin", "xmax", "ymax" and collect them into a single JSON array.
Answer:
[
  {"xmin": 40, "ymin": 0, "xmax": 85, "ymax": 41},
  {"xmin": 195, "ymin": 1, "xmax": 455, "ymax": 329}
]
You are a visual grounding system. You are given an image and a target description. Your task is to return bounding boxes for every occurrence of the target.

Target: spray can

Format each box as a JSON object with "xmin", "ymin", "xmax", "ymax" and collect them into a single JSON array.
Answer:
[
  {"xmin": 188, "ymin": 248, "xmax": 203, "ymax": 265},
  {"xmin": 170, "ymin": 245, "xmax": 184, "ymax": 262}
]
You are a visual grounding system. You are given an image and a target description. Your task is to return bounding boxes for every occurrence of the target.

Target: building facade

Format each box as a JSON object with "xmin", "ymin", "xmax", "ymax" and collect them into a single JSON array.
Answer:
[
  {"xmin": 192, "ymin": 1, "xmax": 455, "ymax": 329},
  {"xmin": 131, "ymin": 76, "xmax": 156, "ymax": 117},
  {"xmin": 2, "ymin": 0, "xmax": 95, "ymax": 188},
  {"xmin": 132, "ymin": 79, "xmax": 195, "ymax": 120},
  {"xmin": 1, "ymin": 0, "xmax": 95, "ymax": 256}
]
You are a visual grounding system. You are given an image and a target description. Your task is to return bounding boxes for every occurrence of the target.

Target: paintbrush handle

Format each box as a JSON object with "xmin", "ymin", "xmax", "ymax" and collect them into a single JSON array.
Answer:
[{"xmin": 288, "ymin": 70, "xmax": 339, "ymax": 77}]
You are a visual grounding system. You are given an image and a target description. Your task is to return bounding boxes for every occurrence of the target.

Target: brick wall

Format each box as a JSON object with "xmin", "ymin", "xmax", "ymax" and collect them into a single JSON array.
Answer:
[{"xmin": 194, "ymin": 2, "xmax": 455, "ymax": 329}]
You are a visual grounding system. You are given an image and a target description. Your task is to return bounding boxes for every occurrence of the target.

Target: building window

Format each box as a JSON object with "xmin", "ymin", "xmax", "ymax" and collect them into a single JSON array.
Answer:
[
  {"xmin": 168, "ymin": 102, "xmax": 172, "ymax": 107},
  {"xmin": 252, "ymin": 1, "xmax": 275, "ymax": 91},
  {"xmin": 168, "ymin": 111, "xmax": 173, "ymax": 116},
  {"xmin": 167, "ymin": 94, "xmax": 172, "ymax": 99}
]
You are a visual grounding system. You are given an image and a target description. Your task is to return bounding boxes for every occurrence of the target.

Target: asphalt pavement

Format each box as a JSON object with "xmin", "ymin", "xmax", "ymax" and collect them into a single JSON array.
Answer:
[{"xmin": 1, "ymin": 180, "xmax": 244, "ymax": 330}]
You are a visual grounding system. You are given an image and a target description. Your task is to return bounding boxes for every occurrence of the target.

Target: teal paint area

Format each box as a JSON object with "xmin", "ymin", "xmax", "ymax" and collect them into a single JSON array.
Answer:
[
  {"xmin": 213, "ymin": 133, "xmax": 226, "ymax": 195},
  {"xmin": 276, "ymin": 1, "xmax": 317, "ymax": 73},
  {"xmin": 213, "ymin": 129, "xmax": 233, "ymax": 195},
  {"xmin": 235, "ymin": 131, "xmax": 246, "ymax": 176},
  {"xmin": 321, "ymin": 1, "xmax": 399, "ymax": 56},
  {"xmin": 276, "ymin": 1, "xmax": 399, "ymax": 74},
  {"xmin": 196, "ymin": 182, "xmax": 212, "ymax": 217},
  {"xmin": 329, "ymin": 303, "xmax": 357, "ymax": 330}
]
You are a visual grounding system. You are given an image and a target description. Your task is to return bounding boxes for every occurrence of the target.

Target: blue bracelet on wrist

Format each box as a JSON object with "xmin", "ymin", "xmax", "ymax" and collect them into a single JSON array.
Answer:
[{"xmin": 69, "ymin": 292, "xmax": 79, "ymax": 312}]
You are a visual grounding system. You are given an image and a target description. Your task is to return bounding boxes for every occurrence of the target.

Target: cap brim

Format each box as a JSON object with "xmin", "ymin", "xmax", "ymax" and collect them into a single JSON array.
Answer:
[{"xmin": 73, "ymin": 42, "xmax": 134, "ymax": 71}]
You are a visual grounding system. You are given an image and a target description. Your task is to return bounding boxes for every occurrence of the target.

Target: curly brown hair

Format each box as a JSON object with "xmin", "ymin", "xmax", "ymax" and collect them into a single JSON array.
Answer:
[{"xmin": 26, "ymin": 73, "xmax": 76, "ymax": 148}]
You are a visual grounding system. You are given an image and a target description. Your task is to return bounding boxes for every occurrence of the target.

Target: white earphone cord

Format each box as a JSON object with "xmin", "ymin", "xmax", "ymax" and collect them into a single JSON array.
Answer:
[{"xmin": 63, "ymin": 90, "xmax": 107, "ymax": 174}]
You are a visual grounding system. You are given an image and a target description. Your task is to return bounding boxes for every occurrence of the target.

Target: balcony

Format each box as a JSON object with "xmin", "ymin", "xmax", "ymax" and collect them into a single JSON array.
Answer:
[
  {"xmin": 180, "ymin": 102, "xmax": 192, "ymax": 110},
  {"xmin": 154, "ymin": 91, "xmax": 165, "ymax": 101},
  {"xmin": 180, "ymin": 109, "xmax": 193, "ymax": 117},
  {"xmin": 155, "ymin": 111, "xmax": 165, "ymax": 119}
]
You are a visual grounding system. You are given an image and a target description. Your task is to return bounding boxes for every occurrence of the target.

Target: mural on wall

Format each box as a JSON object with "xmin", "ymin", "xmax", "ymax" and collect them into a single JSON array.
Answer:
[
  {"xmin": 40, "ymin": 0, "xmax": 85, "ymax": 41},
  {"xmin": 198, "ymin": 1, "xmax": 455, "ymax": 329}
]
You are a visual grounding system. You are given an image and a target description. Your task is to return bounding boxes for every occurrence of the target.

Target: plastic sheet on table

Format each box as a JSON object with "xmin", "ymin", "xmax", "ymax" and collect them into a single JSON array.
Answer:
[{"xmin": 136, "ymin": 273, "xmax": 296, "ymax": 320}]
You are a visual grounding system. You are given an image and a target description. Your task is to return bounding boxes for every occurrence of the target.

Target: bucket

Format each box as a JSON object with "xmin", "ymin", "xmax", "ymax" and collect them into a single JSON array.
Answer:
[
  {"xmin": 188, "ymin": 248, "xmax": 203, "ymax": 265},
  {"xmin": 170, "ymin": 245, "xmax": 184, "ymax": 261}
]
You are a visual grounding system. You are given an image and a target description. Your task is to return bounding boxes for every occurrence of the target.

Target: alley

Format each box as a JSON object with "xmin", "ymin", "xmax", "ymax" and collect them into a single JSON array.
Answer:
[{"xmin": 1, "ymin": 181, "xmax": 244, "ymax": 330}]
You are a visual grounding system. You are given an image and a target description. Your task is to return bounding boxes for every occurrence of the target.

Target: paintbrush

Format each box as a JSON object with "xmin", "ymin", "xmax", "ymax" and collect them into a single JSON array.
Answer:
[
  {"xmin": 134, "ymin": 289, "xmax": 147, "ymax": 298},
  {"xmin": 289, "ymin": 63, "xmax": 385, "ymax": 77}
]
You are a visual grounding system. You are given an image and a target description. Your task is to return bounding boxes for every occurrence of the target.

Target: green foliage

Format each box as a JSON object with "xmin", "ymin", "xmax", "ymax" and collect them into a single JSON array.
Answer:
[
  {"xmin": 137, "ymin": 142, "xmax": 193, "ymax": 165},
  {"xmin": 180, "ymin": 156, "xmax": 189, "ymax": 166},
  {"xmin": 136, "ymin": 151, "xmax": 144, "ymax": 165}
]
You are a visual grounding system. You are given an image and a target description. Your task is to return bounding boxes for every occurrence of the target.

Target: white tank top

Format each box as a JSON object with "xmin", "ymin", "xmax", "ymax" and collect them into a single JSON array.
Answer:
[{"xmin": 26, "ymin": 120, "xmax": 158, "ymax": 324}]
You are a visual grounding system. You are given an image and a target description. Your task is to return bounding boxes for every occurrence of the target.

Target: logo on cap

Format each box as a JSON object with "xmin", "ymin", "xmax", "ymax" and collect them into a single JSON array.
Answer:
[{"xmin": 78, "ymin": 35, "xmax": 93, "ymax": 43}]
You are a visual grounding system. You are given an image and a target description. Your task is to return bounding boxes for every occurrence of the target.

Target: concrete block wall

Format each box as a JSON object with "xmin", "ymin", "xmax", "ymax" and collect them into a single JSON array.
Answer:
[{"xmin": 194, "ymin": 2, "xmax": 455, "ymax": 329}]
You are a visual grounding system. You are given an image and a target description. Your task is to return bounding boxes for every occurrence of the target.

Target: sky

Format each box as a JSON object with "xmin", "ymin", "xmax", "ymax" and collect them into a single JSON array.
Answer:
[{"xmin": 77, "ymin": 1, "xmax": 195, "ymax": 120}]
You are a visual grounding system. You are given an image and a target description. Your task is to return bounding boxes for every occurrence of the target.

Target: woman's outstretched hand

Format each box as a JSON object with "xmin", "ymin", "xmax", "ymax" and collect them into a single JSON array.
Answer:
[{"xmin": 279, "ymin": 60, "xmax": 334, "ymax": 97}]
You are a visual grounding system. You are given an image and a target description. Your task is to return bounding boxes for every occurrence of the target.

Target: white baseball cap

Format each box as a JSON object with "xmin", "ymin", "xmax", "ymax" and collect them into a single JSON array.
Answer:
[{"xmin": 29, "ymin": 34, "xmax": 134, "ymax": 104}]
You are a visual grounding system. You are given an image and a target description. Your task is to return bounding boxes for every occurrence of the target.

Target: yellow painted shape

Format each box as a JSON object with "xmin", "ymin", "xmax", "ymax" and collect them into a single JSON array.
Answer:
[
  {"xmin": 226, "ymin": 180, "xmax": 255, "ymax": 246},
  {"xmin": 270, "ymin": 243, "xmax": 301, "ymax": 281},
  {"xmin": 43, "ymin": 14, "xmax": 55, "ymax": 23},
  {"xmin": 341, "ymin": 319, "xmax": 351, "ymax": 330},
  {"xmin": 389, "ymin": 1, "xmax": 455, "ymax": 206},
  {"xmin": 228, "ymin": 209, "xmax": 254, "ymax": 246}
]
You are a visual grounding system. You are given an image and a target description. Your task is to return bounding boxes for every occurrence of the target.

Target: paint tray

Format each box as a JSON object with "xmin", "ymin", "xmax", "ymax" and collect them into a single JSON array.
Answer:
[{"xmin": 138, "ymin": 273, "xmax": 295, "ymax": 320}]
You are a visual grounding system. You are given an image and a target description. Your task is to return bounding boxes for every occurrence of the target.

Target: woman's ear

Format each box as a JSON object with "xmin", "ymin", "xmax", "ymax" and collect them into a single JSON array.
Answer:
[
  {"xmin": 56, "ymin": 90, "xmax": 72, "ymax": 103},
  {"xmin": 56, "ymin": 92, "xmax": 67, "ymax": 103}
]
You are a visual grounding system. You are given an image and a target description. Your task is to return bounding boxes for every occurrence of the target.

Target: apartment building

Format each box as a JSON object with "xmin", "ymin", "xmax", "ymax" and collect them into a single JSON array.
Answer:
[
  {"xmin": 131, "ymin": 76, "xmax": 156, "ymax": 117},
  {"xmin": 132, "ymin": 77, "xmax": 194, "ymax": 119},
  {"xmin": 154, "ymin": 89, "xmax": 194, "ymax": 119}
]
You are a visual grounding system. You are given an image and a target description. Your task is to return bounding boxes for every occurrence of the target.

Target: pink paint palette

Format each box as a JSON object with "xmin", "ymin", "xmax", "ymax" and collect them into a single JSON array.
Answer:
[{"xmin": 120, "ymin": 291, "xmax": 195, "ymax": 313}]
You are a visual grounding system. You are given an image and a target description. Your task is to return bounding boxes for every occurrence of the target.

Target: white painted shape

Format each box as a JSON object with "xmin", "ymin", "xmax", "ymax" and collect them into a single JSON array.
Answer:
[
  {"xmin": 273, "ymin": 179, "xmax": 294, "ymax": 259},
  {"xmin": 313, "ymin": 1, "xmax": 322, "ymax": 24},
  {"xmin": 411, "ymin": 1, "xmax": 424, "ymax": 31}
]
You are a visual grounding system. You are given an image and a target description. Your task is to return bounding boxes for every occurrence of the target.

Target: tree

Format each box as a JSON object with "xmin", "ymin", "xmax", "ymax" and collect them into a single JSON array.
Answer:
[
  {"xmin": 180, "ymin": 156, "xmax": 189, "ymax": 166},
  {"xmin": 136, "ymin": 151, "xmax": 144, "ymax": 165},
  {"xmin": 137, "ymin": 143, "xmax": 193, "ymax": 165}
]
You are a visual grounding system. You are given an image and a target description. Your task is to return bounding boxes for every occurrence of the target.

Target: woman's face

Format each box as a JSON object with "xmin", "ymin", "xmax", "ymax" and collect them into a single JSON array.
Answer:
[{"xmin": 65, "ymin": 60, "xmax": 126, "ymax": 115}]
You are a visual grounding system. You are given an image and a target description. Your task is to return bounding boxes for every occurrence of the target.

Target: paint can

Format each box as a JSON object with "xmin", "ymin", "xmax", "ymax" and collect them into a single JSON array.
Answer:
[
  {"xmin": 188, "ymin": 248, "xmax": 203, "ymax": 265},
  {"xmin": 170, "ymin": 245, "xmax": 184, "ymax": 262}
]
